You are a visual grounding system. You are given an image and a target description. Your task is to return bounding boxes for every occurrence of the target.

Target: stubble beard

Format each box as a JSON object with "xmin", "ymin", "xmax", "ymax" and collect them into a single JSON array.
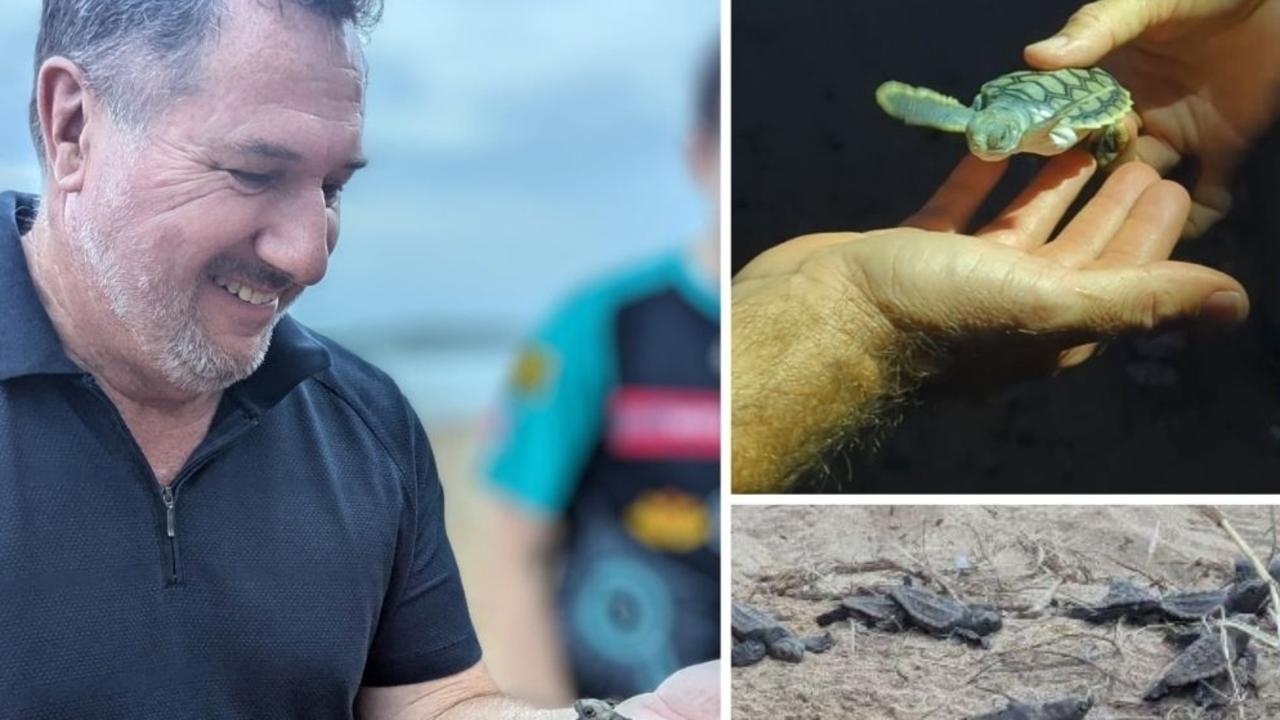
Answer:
[{"xmin": 66, "ymin": 179, "xmax": 279, "ymax": 394}]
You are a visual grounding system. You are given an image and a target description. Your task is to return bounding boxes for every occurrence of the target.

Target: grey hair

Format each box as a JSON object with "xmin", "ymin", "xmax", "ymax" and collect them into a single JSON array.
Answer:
[{"xmin": 29, "ymin": 0, "xmax": 383, "ymax": 169}]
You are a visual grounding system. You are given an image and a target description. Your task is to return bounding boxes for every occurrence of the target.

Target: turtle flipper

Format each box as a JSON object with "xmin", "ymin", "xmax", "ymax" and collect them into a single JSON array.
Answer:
[
  {"xmin": 876, "ymin": 81, "xmax": 974, "ymax": 133},
  {"xmin": 1090, "ymin": 121, "xmax": 1130, "ymax": 167}
]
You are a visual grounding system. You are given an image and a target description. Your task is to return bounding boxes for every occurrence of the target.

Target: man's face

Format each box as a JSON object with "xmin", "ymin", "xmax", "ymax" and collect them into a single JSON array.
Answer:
[{"xmin": 66, "ymin": 0, "xmax": 366, "ymax": 392}]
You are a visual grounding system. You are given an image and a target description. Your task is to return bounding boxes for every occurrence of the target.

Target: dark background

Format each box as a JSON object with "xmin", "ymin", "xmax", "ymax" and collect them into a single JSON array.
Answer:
[{"xmin": 733, "ymin": 0, "xmax": 1280, "ymax": 491}]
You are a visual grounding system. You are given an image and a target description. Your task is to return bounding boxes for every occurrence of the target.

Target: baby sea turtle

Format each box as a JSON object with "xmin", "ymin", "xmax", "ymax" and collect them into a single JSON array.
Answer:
[
  {"xmin": 574, "ymin": 699, "xmax": 631, "ymax": 720},
  {"xmin": 817, "ymin": 583, "xmax": 1002, "ymax": 647},
  {"xmin": 876, "ymin": 67, "xmax": 1133, "ymax": 165},
  {"xmin": 1068, "ymin": 577, "xmax": 1269, "ymax": 624},
  {"xmin": 1144, "ymin": 623, "xmax": 1254, "ymax": 707},
  {"xmin": 815, "ymin": 589, "xmax": 907, "ymax": 631},
  {"xmin": 966, "ymin": 696, "xmax": 1093, "ymax": 720},
  {"xmin": 888, "ymin": 584, "xmax": 1003, "ymax": 648},
  {"xmin": 1159, "ymin": 580, "xmax": 1268, "ymax": 621},
  {"xmin": 731, "ymin": 601, "xmax": 834, "ymax": 667},
  {"xmin": 1066, "ymin": 580, "xmax": 1162, "ymax": 623}
]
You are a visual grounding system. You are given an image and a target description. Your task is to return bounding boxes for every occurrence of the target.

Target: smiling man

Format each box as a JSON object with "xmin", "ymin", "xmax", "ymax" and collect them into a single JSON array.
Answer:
[{"xmin": 0, "ymin": 1, "xmax": 716, "ymax": 718}]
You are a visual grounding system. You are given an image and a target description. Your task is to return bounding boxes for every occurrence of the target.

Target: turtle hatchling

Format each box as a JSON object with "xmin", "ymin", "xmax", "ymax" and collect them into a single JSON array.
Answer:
[
  {"xmin": 1144, "ymin": 623, "xmax": 1255, "ymax": 707},
  {"xmin": 877, "ymin": 67, "xmax": 1133, "ymax": 165},
  {"xmin": 1066, "ymin": 579, "xmax": 1163, "ymax": 623},
  {"xmin": 966, "ymin": 696, "xmax": 1093, "ymax": 720},
  {"xmin": 1159, "ymin": 580, "xmax": 1269, "ymax": 622},
  {"xmin": 731, "ymin": 601, "xmax": 834, "ymax": 667},
  {"xmin": 815, "ymin": 589, "xmax": 907, "ymax": 630},
  {"xmin": 574, "ymin": 699, "xmax": 631, "ymax": 720},
  {"xmin": 888, "ymin": 584, "xmax": 1002, "ymax": 648}
]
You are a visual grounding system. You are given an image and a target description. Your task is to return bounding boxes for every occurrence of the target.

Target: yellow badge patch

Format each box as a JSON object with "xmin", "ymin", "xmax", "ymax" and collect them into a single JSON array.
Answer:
[
  {"xmin": 623, "ymin": 489, "xmax": 711, "ymax": 554},
  {"xmin": 510, "ymin": 344, "xmax": 557, "ymax": 398}
]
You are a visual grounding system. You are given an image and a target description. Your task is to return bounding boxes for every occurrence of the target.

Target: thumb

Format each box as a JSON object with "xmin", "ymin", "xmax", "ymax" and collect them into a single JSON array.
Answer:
[
  {"xmin": 1023, "ymin": 0, "xmax": 1241, "ymax": 68},
  {"xmin": 1050, "ymin": 261, "xmax": 1248, "ymax": 337},
  {"xmin": 1026, "ymin": 0, "xmax": 1168, "ymax": 67}
]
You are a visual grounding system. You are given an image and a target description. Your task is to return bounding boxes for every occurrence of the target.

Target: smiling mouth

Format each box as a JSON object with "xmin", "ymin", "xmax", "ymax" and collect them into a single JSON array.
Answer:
[{"xmin": 211, "ymin": 275, "xmax": 281, "ymax": 306}]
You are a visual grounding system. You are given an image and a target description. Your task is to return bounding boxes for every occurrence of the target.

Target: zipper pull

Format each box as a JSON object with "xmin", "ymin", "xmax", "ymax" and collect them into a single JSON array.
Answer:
[{"xmin": 161, "ymin": 486, "xmax": 176, "ymax": 538}]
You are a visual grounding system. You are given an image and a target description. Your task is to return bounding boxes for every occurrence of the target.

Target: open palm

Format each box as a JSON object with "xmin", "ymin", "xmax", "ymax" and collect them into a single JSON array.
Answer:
[{"xmin": 736, "ymin": 152, "xmax": 1248, "ymax": 384}]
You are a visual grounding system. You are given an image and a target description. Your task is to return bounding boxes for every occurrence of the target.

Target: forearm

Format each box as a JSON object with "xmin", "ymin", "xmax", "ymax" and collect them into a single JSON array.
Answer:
[
  {"xmin": 473, "ymin": 549, "xmax": 574, "ymax": 703},
  {"xmin": 731, "ymin": 270, "xmax": 931, "ymax": 492}
]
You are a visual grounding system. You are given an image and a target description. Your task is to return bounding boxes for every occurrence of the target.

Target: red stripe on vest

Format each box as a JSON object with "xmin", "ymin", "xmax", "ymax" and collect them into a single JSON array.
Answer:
[{"xmin": 606, "ymin": 386, "xmax": 720, "ymax": 461}]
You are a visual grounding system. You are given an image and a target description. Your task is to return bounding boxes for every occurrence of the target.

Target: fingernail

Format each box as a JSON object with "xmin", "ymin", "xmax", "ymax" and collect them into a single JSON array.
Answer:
[
  {"xmin": 1028, "ymin": 35, "xmax": 1072, "ymax": 53},
  {"xmin": 1201, "ymin": 291, "xmax": 1248, "ymax": 324}
]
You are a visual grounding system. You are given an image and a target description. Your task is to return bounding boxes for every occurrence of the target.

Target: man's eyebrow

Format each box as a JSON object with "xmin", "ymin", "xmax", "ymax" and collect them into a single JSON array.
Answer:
[
  {"xmin": 234, "ymin": 139, "xmax": 368, "ymax": 171},
  {"xmin": 235, "ymin": 139, "xmax": 303, "ymax": 163}
]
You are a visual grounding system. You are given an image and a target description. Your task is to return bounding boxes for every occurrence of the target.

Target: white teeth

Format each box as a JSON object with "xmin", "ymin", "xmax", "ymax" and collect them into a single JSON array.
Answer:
[{"xmin": 213, "ymin": 276, "xmax": 277, "ymax": 306}]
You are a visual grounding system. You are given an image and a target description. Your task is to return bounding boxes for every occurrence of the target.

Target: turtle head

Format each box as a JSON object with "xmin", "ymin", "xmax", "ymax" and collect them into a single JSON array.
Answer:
[
  {"xmin": 574, "ymin": 699, "xmax": 614, "ymax": 719},
  {"xmin": 967, "ymin": 108, "xmax": 1024, "ymax": 160},
  {"xmin": 965, "ymin": 606, "xmax": 1003, "ymax": 634}
]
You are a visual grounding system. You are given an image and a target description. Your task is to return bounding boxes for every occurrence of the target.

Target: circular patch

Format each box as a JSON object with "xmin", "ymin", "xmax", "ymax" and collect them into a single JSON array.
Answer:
[{"xmin": 569, "ymin": 555, "xmax": 678, "ymax": 690}]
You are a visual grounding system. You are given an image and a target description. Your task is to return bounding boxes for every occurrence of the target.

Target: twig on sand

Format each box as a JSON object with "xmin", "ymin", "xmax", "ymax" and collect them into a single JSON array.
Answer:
[
  {"xmin": 894, "ymin": 543, "xmax": 962, "ymax": 602},
  {"xmin": 1027, "ymin": 578, "xmax": 1064, "ymax": 616}
]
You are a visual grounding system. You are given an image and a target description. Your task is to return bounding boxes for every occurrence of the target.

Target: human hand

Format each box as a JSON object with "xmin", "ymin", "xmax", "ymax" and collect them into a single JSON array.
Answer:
[
  {"xmin": 1025, "ymin": 0, "xmax": 1280, "ymax": 235},
  {"xmin": 610, "ymin": 661, "xmax": 718, "ymax": 720},
  {"xmin": 732, "ymin": 151, "xmax": 1247, "ymax": 491}
]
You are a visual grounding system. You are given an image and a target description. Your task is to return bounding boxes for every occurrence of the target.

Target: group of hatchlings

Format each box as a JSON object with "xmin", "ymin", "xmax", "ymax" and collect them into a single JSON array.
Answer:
[{"xmin": 733, "ymin": 557, "xmax": 1280, "ymax": 719}]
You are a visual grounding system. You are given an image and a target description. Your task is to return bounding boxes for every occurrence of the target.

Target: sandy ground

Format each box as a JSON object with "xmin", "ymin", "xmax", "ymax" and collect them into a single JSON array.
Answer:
[{"xmin": 732, "ymin": 506, "xmax": 1280, "ymax": 719}]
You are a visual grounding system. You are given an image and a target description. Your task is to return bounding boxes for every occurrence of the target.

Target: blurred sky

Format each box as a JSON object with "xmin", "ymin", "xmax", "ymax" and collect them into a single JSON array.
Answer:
[{"xmin": 0, "ymin": 1, "xmax": 720, "ymax": 419}]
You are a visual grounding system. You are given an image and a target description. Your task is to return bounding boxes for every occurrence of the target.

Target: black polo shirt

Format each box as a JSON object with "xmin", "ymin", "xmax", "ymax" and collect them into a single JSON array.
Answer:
[{"xmin": 0, "ymin": 192, "xmax": 482, "ymax": 719}]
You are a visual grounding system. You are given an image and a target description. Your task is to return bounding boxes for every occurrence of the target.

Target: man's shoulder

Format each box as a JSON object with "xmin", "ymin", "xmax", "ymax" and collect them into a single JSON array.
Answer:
[
  {"xmin": 557, "ymin": 252, "xmax": 686, "ymax": 315},
  {"xmin": 537, "ymin": 252, "xmax": 687, "ymax": 340},
  {"xmin": 287, "ymin": 324, "xmax": 423, "ymax": 460}
]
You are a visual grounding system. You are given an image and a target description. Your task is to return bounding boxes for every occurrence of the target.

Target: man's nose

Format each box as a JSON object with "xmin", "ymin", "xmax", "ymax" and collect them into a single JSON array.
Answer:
[{"xmin": 253, "ymin": 188, "xmax": 333, "ymax": 289}]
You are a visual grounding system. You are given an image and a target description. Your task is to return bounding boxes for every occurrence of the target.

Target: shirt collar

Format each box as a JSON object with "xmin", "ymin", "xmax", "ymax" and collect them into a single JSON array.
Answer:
[
  {"xmin": 0, "ymin": 191, "xmax": 330, "ymax": 410},
  {"xmin": 0, "ymin": 191, "xmax": 81, "ymax": 380}
]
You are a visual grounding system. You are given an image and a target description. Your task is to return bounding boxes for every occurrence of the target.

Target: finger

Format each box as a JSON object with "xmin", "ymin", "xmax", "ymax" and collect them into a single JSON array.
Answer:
[
  {"xmin": 1024, "ymin": 0, "xmax": 1249, "ymax": 69},
  {"xmin": 1089, "ymin": 178, "xmax": 1189, "ymax": 267},
  {"xmin": 903, "ymin": 155, "xmax": 1008, "ymax": 232},
  {"xmin": 978, "ymin": 150, "xmax": 1096, "ymax": 249},
  {"xmin": 1025, "ymin": 0, "xmax": 1170, "ymax": 68},
  {"xmin": 1124, "ymin": 134, "xmax": 1183, "ymax": 176},
  {"xmin": 1040, "ymin": 160, "xmax": 1161, "ymax": 266},
  {"xmin": 1042, "ymin": 261, "xmax": 1248, "ymax": 339},
  {"xmin": 1058, "ymin": 342, "xmax": 1101, "ymax": 368},
  {"xmin": 1185, "ymin": 202, "xmax": 1228, "ymax": 239},
  {"xmin": 1183, "ymin": 172, "xmax": 1234, "ymax": 238}
]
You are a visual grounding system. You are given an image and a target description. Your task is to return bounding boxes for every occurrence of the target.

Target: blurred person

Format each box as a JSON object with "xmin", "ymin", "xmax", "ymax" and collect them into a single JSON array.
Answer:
[
  {"xmin": 479, "ymin": 45, "xmax": 721, "ymax": 703},
  {"xmin": 733, "ymin": 0, "xmax": 1280, "ymax": 493},
  {"xmin": 0, "ymin": 1, "xmax": 716, "ymax": 718}
]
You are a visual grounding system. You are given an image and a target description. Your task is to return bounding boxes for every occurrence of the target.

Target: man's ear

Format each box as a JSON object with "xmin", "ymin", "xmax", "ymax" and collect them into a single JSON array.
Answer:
[{"xmin": 36, "ymin": 57, "xmax": 94, "ymax": 193}]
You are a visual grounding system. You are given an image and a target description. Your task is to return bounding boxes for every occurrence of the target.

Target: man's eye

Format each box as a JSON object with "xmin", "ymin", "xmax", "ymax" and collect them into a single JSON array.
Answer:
[{"xmin": 228, "ymin": 170, "xmax": 275, "ymax": 190}]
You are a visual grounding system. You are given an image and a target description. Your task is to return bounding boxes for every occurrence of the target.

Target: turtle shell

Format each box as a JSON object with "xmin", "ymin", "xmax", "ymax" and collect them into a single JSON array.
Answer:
[
  {"xmin": 1159, "ymin": 628, "xmax": 1248, "ymax": 687},
  {"xmin": 847, "ymin": 592, "xmax": 907, "ymax": 624},
  {"xmin": 1160, "ymin": 589, "xmax": 1230, "ymax": 621},
  {"xmin": 889, "ymin": 585, "xmax": 964, "ymax": 632},
  {"xmin": 732, "ymin": 601, "xmax": 784, "ymax": 641},
  {"xmin": 974, "ymin": 67, "xmax": 1131, "ymax": 131}
]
